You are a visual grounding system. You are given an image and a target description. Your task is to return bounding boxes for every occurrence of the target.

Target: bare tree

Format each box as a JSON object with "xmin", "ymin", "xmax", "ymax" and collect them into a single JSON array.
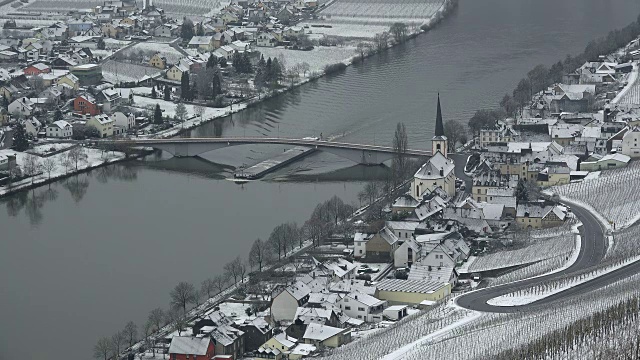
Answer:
[
  {"xmin": 268, "ymin": 224, "xmax": 287, "ymax": 260},
  {"xmin": 201, "ymin": 278, "xmax": 215, "ymax": 298},
  {"xmin": 300, "ymin": 62, "xmax": 310, "ymax": 77},
  {"xmin": 392, "ymin": 122, "xmax": 409, "ymax": 184},
  {"xmin": 212, "ymin": 274, "xmax": 228, "ymax": 295},
  {"xmin": 443, "ymin": 119, "xmax": 465, "ymax": 151},
  {"xmin": 142, "ymin": 320, "xmax": 153, "ymax": 354},
  {"xmin": 42, "ymin": 157, "xmax": 57, "ymax": 180},
  {"xmin": 110, "ymin": 331, "xmax": 126, "ymax": 359},
  {"xmin": 170, "ymin": 281, "xmax": 197, "ymax": 314},
  {"xmin": 123, "ymin": 321, "xmax": 137, "ymax": 347},
  {"xmin": 93, "ymin": 337, "xmax": 111, "ymax": 360},
  {"xmin": 374, "ymin": 31, "xmax": 389, "ymax": 52},
  {"xmin": 67, "ymin": 146, "xmax": 87, "ymax": 171},
  {"xmin": 22, "ymin": 154, "xmax": 41, "ymax": 184},
  {"xmin": 249, "ymin": 238, "xmax": 267, "ymax": 272},
  {"xmin": 147, "ymin": 308, "xmax": 165, "ymax": 357},
  {"xmin": 194, "ymin": 104, "xmax": 205, "ymax": 122},
  {"xmin": 224, "ymin": 256, "xmax": 245, "ymax": 284},
  {"xmin": 168, "ymin": 308, "xmax": 188, "ymax": 336},
  {"xmin": 389, "ymin": 22, "xmax": 408, "ymax": 43}
]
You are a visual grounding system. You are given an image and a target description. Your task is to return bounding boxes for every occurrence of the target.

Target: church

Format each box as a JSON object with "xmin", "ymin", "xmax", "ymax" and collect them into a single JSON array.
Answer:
[{"xmin": 410, "ymin": 94, "xmax": 456, "ymax": 200}]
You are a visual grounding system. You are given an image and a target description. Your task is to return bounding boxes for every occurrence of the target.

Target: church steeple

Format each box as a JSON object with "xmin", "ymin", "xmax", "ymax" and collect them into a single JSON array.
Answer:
[
  {"xmin": 431, "ymin": 93, "xmax": 448, "ymax": 158},
  {"xmin": 435, "ymin": 93, "xmax": 444, "ymax": 137}
]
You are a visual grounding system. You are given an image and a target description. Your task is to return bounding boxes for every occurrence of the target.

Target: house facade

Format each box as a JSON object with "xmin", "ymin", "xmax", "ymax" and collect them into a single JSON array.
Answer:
[
  {"xmin": 86, "ymin": 114, "xmax": 115, "ymax": 137},
  {"xmin": 73, "ymin": 94, "xmax": 100, "ymax": 115},
  {"xmin": 46, "ymin": 120, "xmax": 73, "ymax": 138}
]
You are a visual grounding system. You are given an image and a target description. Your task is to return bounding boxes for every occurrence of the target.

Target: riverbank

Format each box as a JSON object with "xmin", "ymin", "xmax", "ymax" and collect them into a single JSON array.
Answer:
[{"xmin": 132, "ymin": 0, "xmax": 457, "ymax": 140}]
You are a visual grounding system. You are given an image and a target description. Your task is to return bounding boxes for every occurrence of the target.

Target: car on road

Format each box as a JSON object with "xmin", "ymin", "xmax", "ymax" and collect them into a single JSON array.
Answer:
[
  {"xmin": 302, "ymin": 136, "xmax": 319, "ymax": 141},
  {"xmin": 357, "ymin": 264, "xmax": 380, "ymax": 274}
]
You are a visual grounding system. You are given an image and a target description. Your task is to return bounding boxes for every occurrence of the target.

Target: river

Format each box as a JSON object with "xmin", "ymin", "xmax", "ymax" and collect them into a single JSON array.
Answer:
[{"xmin": 2, "ymin": 0, "xmax": 640, "ymax": 359}]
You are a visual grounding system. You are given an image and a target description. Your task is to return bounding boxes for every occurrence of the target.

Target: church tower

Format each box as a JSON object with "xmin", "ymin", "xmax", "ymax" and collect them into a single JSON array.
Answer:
[{"xmin": 432, "ymin": 93, "xmax": 448, "ymax": 157}]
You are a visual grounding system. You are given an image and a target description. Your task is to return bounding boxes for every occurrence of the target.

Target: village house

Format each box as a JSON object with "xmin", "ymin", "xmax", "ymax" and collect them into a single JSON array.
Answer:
[
  {"xmin": 86, "ymin": 114, "xmax": 115, "ymax": 138},
  {"xmin": 111, "ymin": 112, "xmax": 135, "ymax": 130},
  {"xmin": 24, "ymin": 63, "xmax": 51, "ymax": 76},
  {"xmin": 364, "ymin": 227, "xmax": 400, "ymax": 262},
  {"xmin": 166, "ymin": 63, "xmax": 188, "ymax": 82},
  {"xmin": 154, "ymin": 23, "xmax": 180, "ymax": 37},
  {"xmin": 622, "ymin": 127, "xmax": 640, "ymax": 158},
  {"xmin": 96, "ymin": 88, "xmax": 122, "ymax": 114},
  {"xmin": 337, "ymin": 292, "xmax": 387, "ymax": 322},
  {"xmin": 46, "ymin": 120, "xmax": 73, "ymax": 138},
  {"xmin": 188, "ymin": 36, "xmax": 216, "ymax": 52},
  {"xmin": 516, "ymin": 203, "xmax": 567, "ymax": 229},
  {"xmin": 168, "ymin": 336, "xmax": 216, "ymax": 360},
  {"xmin": 73, "ymin": 94, "xmax": 100, "ymax": 115},
  {"xmin": 23, "ymin": 117, "xmax": 42, "ymax": 137},
  {"xmin": 257, "ymin": 32, "xmax": 278, "ymax": 47},
  {"xmin": 302, "ymin": 323, "xmax": 351, "ymax": 348},
  {"xmin": 192, "ymin": 310, "xmax": 245, "ymax": 359},
  {"xmin": 8, "ymin": 97, "xmax": 34, "ymax": 116},
  {"xmin": 262, "ymin": 332, "xmax": 298, "ymax": 355},
  {"xmin": 580, "ymin": 153, "xmax": 630, "ymax": 171},
  {"xmin": 149, "ymin": 52, "xmax": 167, "ymax": 69},
  {"xmin": 57, "ymin": 73, "xmax": 81, "ymax": 91},
  {"xmin": 237, "ymin": 318, "xmax": 273, "ymax": 352},
  {"xmin": 271, "ymin": 281, "xmax": 311, "ymax": 322}
]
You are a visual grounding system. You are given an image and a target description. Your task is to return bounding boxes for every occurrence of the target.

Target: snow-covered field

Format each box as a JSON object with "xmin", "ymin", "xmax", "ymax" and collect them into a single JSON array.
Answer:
[
  {"xmin": 122, "ymin": 42, "xmax": 185, "ymax": 65},
  {"xmin": 21, "ymin": 0, "xmax": 102, "ymax": 11},
  {"xmin": 27, "ymin": 143, "xmax": 75, "ymax": 156},
  {"xmin": 102, "ymin": 60, "xmax": 161, "ymax": 84},
  {"xmin": 552, "ymin": 161, "xmax": 640, "ymax": 229},
  {"xmin": 257, "ymin": 46, "xmax": 355, "ymax": 73},
  {"xmin": 309, "ymin": 0, "xmax": 444, "ymax": 39},
  {"xmin": 152, "ymin": 0, "xmax": 229, "ymax": 17},
  {"xmin": 466, "ymin": 222, "xmax": 577, "ymax": 273}
]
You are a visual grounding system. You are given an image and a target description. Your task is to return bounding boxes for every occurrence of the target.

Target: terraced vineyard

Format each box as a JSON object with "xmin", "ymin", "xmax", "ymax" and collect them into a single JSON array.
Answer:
[
  {"xmin": 320, "ymin": 0, "xmax": 443, "ymax": 22},
  {"xmin": 21, "ymin": 0, "xmax": 228, "ymax": 16}
]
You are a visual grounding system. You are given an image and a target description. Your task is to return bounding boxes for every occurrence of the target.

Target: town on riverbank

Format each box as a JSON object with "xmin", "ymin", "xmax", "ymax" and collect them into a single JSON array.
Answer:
[
  {"xmin": 0, "ymin": 0, "xmax": 455, "ymax": 196},
  {"xmin": 4, "ymin": 1, "xmax": 640, "ymax": 360}
]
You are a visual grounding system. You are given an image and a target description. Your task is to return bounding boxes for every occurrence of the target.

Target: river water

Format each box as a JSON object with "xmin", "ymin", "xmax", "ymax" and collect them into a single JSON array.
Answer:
[{"xmin": 2, "ymin": 1, "xmax": 640, "ymax": 359}]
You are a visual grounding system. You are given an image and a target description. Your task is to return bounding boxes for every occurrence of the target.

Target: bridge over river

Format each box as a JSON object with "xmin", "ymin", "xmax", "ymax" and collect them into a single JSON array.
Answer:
[{"xmin": 110, "ymin": 137, "xmax": 433, "ymax": 165}]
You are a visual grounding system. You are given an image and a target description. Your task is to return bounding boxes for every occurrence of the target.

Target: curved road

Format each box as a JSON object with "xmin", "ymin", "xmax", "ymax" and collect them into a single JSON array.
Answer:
[{"xmin": 456, "ymin": 202, "xmax": 610, "ymax": 313}]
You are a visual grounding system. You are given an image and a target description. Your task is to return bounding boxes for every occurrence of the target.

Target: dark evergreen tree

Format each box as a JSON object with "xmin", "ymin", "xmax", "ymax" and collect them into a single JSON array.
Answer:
[
  {"xmin": 232, "ymin": 51, "xmax": 241, "ymax": 71},
  {"xmin": 13, "ymin": 122, "xmax": 29, "ymax": 151},
  {"xmin": 154, "ymin": 104, "xmax": 163, "ymax": 124},
  {"xmin": 181, "ymin": 17, "xmax": 194, "ymax": 41},
  {"xmin": 196, "ymin": 22, "xmax": 204, "ymax": 36},
  {"xmin": 2, "ymin": 94, "xmax": 10, "ymax": 110},
  {"xmin": 241, "ymin": 52, "xmax": 252, "ymax": 73},
  {"xmin": 53, "ymin": 108, "xmax": 63, "ymax": 122},
  {"xmin": 515, "ymin": 179, "xmax": 528, "ymax": 202},
  {"xmin": 218, "ymin": 57, "xmax": 227, "ymax": 68},
  {"xmin": 180, "ymin": 72, "xmax": 191, "ymax": 100},
  {"xmin": 164, "ymin": 86, "xmax": 171, "ymax": 101},
  {"xmin": 206, "ymin": 53, "xmax": 217, "ymax": 69},
  {"xmin": 212, "ymin": 70, "xmax": 222, "ymax": 98},
  {"xmin": 151, "ymin": 86, "xmax": 157, "ymax": 98}
]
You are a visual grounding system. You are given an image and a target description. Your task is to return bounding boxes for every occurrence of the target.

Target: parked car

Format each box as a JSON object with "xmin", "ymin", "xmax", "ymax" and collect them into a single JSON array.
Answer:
[{"xmin": 357, "ymin": 265, "xmax": 380, "ymax": 274}]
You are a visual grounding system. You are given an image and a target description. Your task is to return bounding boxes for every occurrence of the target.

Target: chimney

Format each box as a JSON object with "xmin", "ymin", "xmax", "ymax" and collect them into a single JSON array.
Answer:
[{"xmin": 439, "ymin": 167, "xmax": 444, "ymax": 176}]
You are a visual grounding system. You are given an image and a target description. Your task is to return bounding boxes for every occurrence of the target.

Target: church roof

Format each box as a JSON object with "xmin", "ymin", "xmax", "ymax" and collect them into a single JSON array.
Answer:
[{"xmin": 414, "ymin": 152, "xmax": 454, "ymax": 180}]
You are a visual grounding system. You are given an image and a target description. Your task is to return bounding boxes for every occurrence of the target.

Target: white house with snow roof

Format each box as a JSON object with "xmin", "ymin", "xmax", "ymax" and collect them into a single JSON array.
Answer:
[
  {"xmin": 302, "ymin": 323, "xmax": 351, "ymax": 348},
  {"xmin": 168, "ymin": 336, "xmax": 215, "ymax": 360},
  {"xmin": 46, "ymin": 120, "xmax": 73, "ymax": 138},
  {"xmin": 271, "ymin": 281, "xmax": 311, "ymax": 321},
  {"xmin": 337, "ymin": 291, "xmax": 387, "ymax": 322}
]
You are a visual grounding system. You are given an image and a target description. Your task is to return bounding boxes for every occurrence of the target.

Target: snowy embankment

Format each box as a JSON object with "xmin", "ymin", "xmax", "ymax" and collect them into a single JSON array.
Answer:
[
  {"xmin": 551, "ymin": 161, "xmax": 640, "ymax": 230},
  {"xmin": 614, "ymin": 62, "xmax": 640, "ymax": 104},
  {"xmin": 0, "ymin": 145, "xmax": 126, "ymax": 197},
  {"xmin": 466, "ymin": 221, "xmax": 577, "ymax": 273},
  {"xmin": 487, "ymin": 255, "xmax": 640, "ymax": 307}
]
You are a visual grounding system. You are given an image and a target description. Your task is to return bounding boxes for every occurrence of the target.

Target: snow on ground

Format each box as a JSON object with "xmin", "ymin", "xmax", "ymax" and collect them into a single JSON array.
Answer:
[
  {"xmin": 0, "ymin": 146, "xmax": 125, "ymax": 196},
  {"xmin": 552, "ymin": 161, "xmax": 640, "ymax": 229},
  {"xmin": 309, "ymin": 0, "xmax": 443, "ymax": 39},
  {"xmin": 488, "ymin": 255, "xmax": 640, "ymax": 307},
  {"xmin": 102, "ymin": 60, "xmax": 161, "ymax": 84},
  {"xmin": 130, "ymin": 95, "xmax": 245, "ymax": 121},
  {"xmin": 257, "ymin": 45, "xmax": 356, "ymax": 73},
  {"xmin": 122, "ymin": 42, "xmax": 185, "ymax": 64},
  {"xmin": 21, "ymin": 0, "xmax": 101, "ymax": 11},
  {"xmin": 467, "ymin": 222, "xmax": 576, "ymax": 273},
  {"xmin": 615, "ymin": 63, "xmax": 640, "ymax": 104},
  {"xmin": 27, "ymin": 143, "xmax": 75, "ymax": 156}
]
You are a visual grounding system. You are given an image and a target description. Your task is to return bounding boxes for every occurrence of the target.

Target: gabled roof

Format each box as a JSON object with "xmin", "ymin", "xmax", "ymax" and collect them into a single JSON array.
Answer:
[
  {"xmin": 188, "ymin": 36, "xmax": 213, "ymax": 45},
  {"xmin": 343, "ymin": 292, "xmax": 385, "ymax": 307},
  {"xmin": 283, "ymin": 281, "xmax": 311, "ymax": 300},
  {"xmin": 414, "ymin": 152, "xmax": 455, "ymax": 180},
  {"xmin": 168, "ymin": 337, "xmax": 210, "ymax": 355},
  {"xmin": 303, "ymin": 323, "xmax": 345, "ymax": 341}
]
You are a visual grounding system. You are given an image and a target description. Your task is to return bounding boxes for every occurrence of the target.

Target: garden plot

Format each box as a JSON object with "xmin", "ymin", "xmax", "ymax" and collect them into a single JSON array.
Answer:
[
  {"xmin": 257, "ymin": 46, "xmax": 355, "ymax": 73},
  {"xmin": 466, "ymin": 222, "xmax": 576, "ymax": 273},
  {"xmin": 102, "ymin": 60, "xmax": 161, "ymax": 84},
  {"xmin": 552, "ymin": 161, "xmax": 640, "ymax": 229},
  {"xmin": 122, "ymin": 42, "xmax": 185, "ymax": 65},
  {"xmin": 310, "ymin": 0, "xmax": 443, "ymax": 39}
]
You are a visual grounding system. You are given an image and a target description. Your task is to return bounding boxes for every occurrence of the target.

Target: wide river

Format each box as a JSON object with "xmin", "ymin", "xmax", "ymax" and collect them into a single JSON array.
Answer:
[{"xmin": 2, "ymin": 1, "xmax": 640, "ymax": 359}]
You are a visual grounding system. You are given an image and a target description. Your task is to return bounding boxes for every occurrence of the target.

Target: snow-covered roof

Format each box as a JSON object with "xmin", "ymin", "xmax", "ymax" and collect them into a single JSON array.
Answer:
[
  {"xmin": 344, "ymin": 292, "xmax": 385, "ymax": 307},
  {"xmin": 303, "ymin": 323, "xmax": 345, "ymax": 341},
  {"xmin": 600, "ymin": 153, "xmax": 631, "ymax": 163},
  {"xmin": 413, "ymin": 152, "xmax": 455, "ymax": 180},
  {"xmin": 274, "ymin": 332, "xmax": 298, "ymax": 348},
  {"xmin": 376, "ymin": 279, "xmax": 448, "ymax": 293},
  {"xmin": 291, "ymin": 343, "xmax": 316, "ymax": 356},
  {"xmin": 354, "ymin": 232, "xmax": 374, "ymax": 243},
  {"xmin": 189, "ymin": 36, "xmax": 213, "ymax": 45},
  {"xmin": 408, "ymin": 264, "xmax": 456, "ymax": 283},
  {"xmin": 386, "ymin": 221, "xmax": 420, "ymax": 232},
  {"xmin": 321, "ymin": 258, "xmax": 356, "ymax": 278},
  {"xmin": 284, "ymin": 281, "xmax": 311, "ymax": 300},
  {"xmin": 168, "ymin": 336, "xmax": 210, "ymax": 355},
  {"xmin": 50, "ymin": 120, "xmax": 71, "ymax": 129}
]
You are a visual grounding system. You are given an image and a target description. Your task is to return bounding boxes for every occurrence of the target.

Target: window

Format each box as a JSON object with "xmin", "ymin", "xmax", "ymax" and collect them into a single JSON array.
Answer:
[
  {"xmin": 358, "ymin": 307, "xmax": 365, "ymax": 311},
  {"xmin": 345, "ymin": 306, "xmax": 351, "ymax": 310}
]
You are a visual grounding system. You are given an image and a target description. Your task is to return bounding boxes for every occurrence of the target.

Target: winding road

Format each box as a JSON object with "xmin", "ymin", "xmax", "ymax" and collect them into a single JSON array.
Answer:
[{"xmin": 456, "ymin": 202, "xmax": 611, "ymax": 313}]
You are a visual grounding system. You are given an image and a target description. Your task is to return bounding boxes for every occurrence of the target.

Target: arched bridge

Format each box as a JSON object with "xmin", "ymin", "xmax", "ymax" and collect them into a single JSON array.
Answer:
[{"xmin": 116, "ymin": 137, "xmax": 432, "ymax": 165}]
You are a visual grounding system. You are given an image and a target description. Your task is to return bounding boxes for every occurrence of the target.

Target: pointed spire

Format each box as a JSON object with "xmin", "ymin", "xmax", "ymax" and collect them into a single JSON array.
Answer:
[{"xmin": 435, "ymin": 93, "xmax": 444, "ymax": 137}]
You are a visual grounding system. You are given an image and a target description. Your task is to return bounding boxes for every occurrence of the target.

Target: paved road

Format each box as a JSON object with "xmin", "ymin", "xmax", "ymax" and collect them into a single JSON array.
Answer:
[{"xmin": 456, "ymin": 202, "xmax": 609, "ymax": 313}]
